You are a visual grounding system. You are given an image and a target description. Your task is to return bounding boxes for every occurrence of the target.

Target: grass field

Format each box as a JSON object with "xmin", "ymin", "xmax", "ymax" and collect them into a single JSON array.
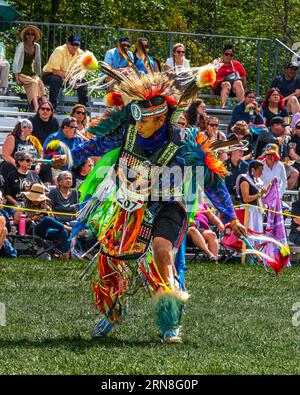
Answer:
[{"xmin": 1, "ymin": 258, "xmax": 300, "ymax": 375}]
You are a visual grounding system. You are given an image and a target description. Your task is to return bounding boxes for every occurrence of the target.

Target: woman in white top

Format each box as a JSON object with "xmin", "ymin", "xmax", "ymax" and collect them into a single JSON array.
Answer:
[
  {"xmin": 164, "ymin": 43, "xmax": 190, "ymax": 73},
  {"xmin": 13, "ymin": 25, "xmax": 45, "ymax": 112}
]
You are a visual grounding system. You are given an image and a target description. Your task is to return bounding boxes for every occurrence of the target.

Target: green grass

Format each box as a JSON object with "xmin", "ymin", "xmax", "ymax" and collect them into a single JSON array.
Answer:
[{"xmin": 1, "ymin": 258, "xmax": 300, "ymax": 375}]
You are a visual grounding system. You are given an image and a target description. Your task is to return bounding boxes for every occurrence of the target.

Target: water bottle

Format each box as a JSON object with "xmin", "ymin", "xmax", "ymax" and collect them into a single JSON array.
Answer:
[{"xmin": 19, "ymin": 215, "xmax": 26, "ymax": 236}]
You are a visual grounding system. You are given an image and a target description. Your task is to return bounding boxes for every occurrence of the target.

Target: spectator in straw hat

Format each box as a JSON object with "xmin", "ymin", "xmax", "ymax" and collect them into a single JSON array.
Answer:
[
  {"xmin": 14, "ymin": 183, "xmax": 72, "ymax": 260},
  {"xmin": 13, "ymin": 25, "xmax": 46, "ymax": 112}
]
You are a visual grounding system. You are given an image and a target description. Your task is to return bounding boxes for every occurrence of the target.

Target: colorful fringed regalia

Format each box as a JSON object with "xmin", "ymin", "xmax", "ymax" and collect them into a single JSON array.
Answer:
[{"xmin": 67, "ymin": 45, "xmax": 245, "ymax": 344}]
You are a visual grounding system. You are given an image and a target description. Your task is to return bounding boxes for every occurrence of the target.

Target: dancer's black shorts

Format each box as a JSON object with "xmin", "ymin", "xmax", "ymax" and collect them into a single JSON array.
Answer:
[{"xmin": 152, "ymin": 202, "xmax": 186, "ymax": 245}]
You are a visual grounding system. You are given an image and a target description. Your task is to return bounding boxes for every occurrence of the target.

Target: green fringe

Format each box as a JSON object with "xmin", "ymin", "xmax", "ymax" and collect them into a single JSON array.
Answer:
[{"xmin": 154, "ymin": 292, "xmax": 185, "ymax": 335}]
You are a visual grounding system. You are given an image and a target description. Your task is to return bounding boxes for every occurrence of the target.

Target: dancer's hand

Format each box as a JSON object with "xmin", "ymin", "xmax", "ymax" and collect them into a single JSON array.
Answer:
[
  {"xmin": 52, "ymin": 155, "xmax": 67, "ymax": 169},
  {"xmin": 232, "ymin": 221, "xmax": 246, "ymax": 239}
]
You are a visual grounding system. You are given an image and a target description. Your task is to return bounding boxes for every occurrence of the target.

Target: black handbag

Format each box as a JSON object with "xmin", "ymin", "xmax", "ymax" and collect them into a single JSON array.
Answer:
[{"xmin": 224, "ymin": 71, "xmax": 242, "ymax": 84}]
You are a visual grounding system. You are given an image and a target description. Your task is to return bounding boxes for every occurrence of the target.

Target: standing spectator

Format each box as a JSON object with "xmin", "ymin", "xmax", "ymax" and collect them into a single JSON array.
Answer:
[
  {"xmin": 185, "ymin": 99, "xmax": 208, "ymax": 131},
  {"xmin": 164, "ymin": 43, "xmax": 190, "ymax": 73},
  {"xmin": 13, "ymin": 25, "xmax": 45, "ymax": 112},
  {"xmin": 42, "ymin": 35, "xmax": 88, "ymax": 109},
  {"xmin": 236, "ymin": 160, "xmax": 266, "ymax": 238},
  {"xmin": 104, "ymin": 37, "xmax": 133, "ymax": 71},
  {"xmin": 270, "ymin": 62, "xmax": 300, "ymax": 114},
  {"xmin": 212, "ymin": 43, "xmax": 246, "ymax": 109},
  {"xmin": 43, "ymin": 117, "xmax": 84, "ymax": 171},
  {"xmin": 230, "ymin": 121, "xmax": 253, "ymax": 161},
  {"xmin": 71, "ymin": 157, "xmax": 94, "ymax": 189},
  {"xmin": 261, "ymin": 88, "xmax": 289, "ymax": 127},
  {"xmin": 0, "ymin": 42, "xmax": 9, "ymax": 95},
  {"xmin": 289, "ymin": 189, "xmax": 300, "ymax": 246},
  {"xmin": 259, "ymin": 144, "xmax": 287, "ymax": 198},
  {"xmin": 49, "ymin": 171, "xmax": 78, "ymax": 224},
  {"xmin": 5, "ymin": 152, "xmax": 42, "ymax": 207},
  {"xmin": 225, "ymin": 148, "xmax": 249, "ymax": 201},
  {"xmin": 70, "ymin": 104, "xmax": 89, "ymax": 140},
  {"xmin": 29, "ymin": 101, "xmax": 59, "ymax": 145},
  {"xmin": 228, "ymin": 89, "xmax": 264, "ymax": 131},
  {"xmin": 15, "ymin": 183, "xmax": 72, "ymax": 260},
  {"xmin": 133, "ymin": 37, "xmax": 160, "ymax": 74}
]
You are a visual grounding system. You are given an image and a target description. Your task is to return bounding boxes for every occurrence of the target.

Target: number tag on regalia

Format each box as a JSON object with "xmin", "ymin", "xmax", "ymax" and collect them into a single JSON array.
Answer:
[{"xmin": 116, "ymin": 183, "xmax": 146, "ymax": 212}]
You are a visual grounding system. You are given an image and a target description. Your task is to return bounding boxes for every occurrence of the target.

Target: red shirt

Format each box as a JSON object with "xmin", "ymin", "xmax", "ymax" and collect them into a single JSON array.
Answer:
[{"xmin": 213, "ymin": 60, "xmax": 246, "ymax": 89}]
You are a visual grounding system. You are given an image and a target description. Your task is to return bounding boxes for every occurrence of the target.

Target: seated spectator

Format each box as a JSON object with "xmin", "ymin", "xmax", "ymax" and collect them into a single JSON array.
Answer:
[
  {"xmin": 71, "ymin": 157, "xmax": 94, "ymax": 188},
  {"xmin": 0, "ymin": 42, "xmax": 9, "ymax": 95},
  {"xmin": 203, "ymin": 116, "xmax": 226, "ymax": 142},
  {"xmin": 255, "ymin": 117, "xmax": 299, "ymax": 189},
  {"xmin": 261, "ymin": 88, "xmax": 289, "ymax": 127},
  {"xmin": 13, "ymin": 25, "xmax": 45, "ymax": 112},
  {"xmin": 29, "ymin": 101, "xmax": 59, "ymax": 145},
  {"xmin": 259, "ymin": 144, "xmax": 287, "ymax": 198},
  {"xmin": 5, "ymin": 152, "xmax": 42, "ymax": 207},
  {"xmin": 187, "ymin": 202, "xmax": 224, "ymax": 262},
  {"xmin": 0, "ymin": 191, "xmax": 17, "ymax": 258},
  {"xmin": 270, "ymin": 62, "xmax": 300, "ymax": 115},
  {"xmin": 43, "ymin": 116, "xmax": 84, "ymax": 172},
  {"xmin": 236, "ymin": 160, "xmax": 266, "ymax": 239},
  {"xmin": 289, "ymin": 113, "xmax": 300, "ymax": 180},
  {"xmin": 289, "ymin": 189, "xmax": 300, "ymax": 246},
  {"xmin": 212, "ymin": 43, "xmax": 246, "ymax": 109},
  {"xmin": 49, "ymin": 171, "xmax": 78, "ymax": 224},
  {"xmin": 133, "ymin": 37, "xmax": 160, "ymax": 74},
  {"xmin": 0, "ymin": 119, "xmax": 52, "ymax": 185},
  {"xmin": 0, "ymin": 119, "xmax": 42, "ymax": 176},
  {"xmin": 42, "ymin": 35, "xmax": 88, "ymax": 110},
  {"xmin": 185, "ymin": 99, "xmax": 208, "ymax": 131},
  {"xmin": 230, "ymin": 121, "xmax": 253, "ymax": 161},
  {"xmin": 164, "ymin": 43, "xmax": 190, "ymax": 73},
  {"xmin": 255, "ymin": 116, "xmax": 289, "ymax": 158},
  {"xmin": 70, "ymin": 104, "xmax": 90, "ymax": 140},
  {"xmin": 104, "ymin": 37, "xmax": 133, "ymax": 71},
  {"xmin": 228, "ymin": 89, "xmax": 264, "ymax": 131},
  {"xmin": 14, "ymin": 183, "xmax": 71, "ymax": 260},
  {"xmin": 225, "ymin": 148, "xmax": 249, "ymax": 201}
]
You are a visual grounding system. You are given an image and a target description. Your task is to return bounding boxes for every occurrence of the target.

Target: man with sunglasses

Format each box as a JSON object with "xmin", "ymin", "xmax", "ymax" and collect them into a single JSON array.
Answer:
[
  {"xmin": 43, "ymin": 116, "xmax": 84, "ymax": 171},
  {"xmin": 104, "ymin": 37, "xmax": 133, "ymax": 71},
  {"xmin": 42, "ymin": 35, "xmax": 88, "ymax": 110}
]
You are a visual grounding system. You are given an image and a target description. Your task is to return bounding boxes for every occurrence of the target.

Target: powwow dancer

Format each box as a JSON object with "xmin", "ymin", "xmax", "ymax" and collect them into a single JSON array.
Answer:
[{"xmin": 54, "ymin": 51, "xmax": 246, "ymax": 344}]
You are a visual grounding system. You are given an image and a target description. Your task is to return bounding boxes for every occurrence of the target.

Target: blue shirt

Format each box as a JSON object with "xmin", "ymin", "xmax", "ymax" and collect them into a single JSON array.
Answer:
[
  {"xmin": 43, "ymin": 129, "xmax": 84, "ymax": 170},
  {"xmin": 104, "ymin": 48, "xmax": 134, "ymax": 68},
  {"xmin": 134, "ymin": 54, "xmax": 155, "ymax": 74},
  {"xmin": 229, "ymin": 101, "xmax": 264, "ymax": 131}
]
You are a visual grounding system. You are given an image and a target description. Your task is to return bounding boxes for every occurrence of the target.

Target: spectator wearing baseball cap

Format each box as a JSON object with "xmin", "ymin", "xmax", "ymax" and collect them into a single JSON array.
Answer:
[
  {"xmin": 42, "ymin": 34, "xmax": 88, "ymax": 109},
  {"xmin": 255, "ymin": 116, "xmax": 289, "ymax": 158},
  {"xmin": 270, "ymin": 62, "xmax": 300, "ymax": 114},
  {"xmin": 104, "ymin": 37, "xmax": 133, "ymax": 71}
]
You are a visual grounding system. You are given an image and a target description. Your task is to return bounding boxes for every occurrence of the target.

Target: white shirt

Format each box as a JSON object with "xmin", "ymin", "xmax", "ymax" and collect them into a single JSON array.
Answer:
[
  {"xmin": 261, "ymin": 160, "xmax": 287, "ymax": 198},
  {"xmin": 165, "ymin": 57, "xmax": 190, "ymax": 73}
]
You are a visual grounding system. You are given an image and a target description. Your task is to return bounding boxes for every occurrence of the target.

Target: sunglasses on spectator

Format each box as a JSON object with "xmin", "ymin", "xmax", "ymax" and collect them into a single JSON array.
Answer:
[
  {"xmin": 209, "ymin": 123, "xmax": 219, "ymax": 127},
  {"xmin": 122, "ymin": 44, "xmax": 131, "ymax": 49},
  {"xmin": 40, "ymin": 107, "xmax": 51, "ymax": 112},
  {"xmin": 295, "ymin": 125, "xmax": 300, "ymax": 129},
  {"xmin": 177, "ymin": 122, "xmax": 186, "ymax": 126},
  {"xmin": 75, "ymin": 110, "xmax": 86, "ymax": 115},
  {"xmin": 25, "ymin": 32, "xmax": 35, "ymax": 36},
  {"xmin": 224, "ymin": 52, "xmax": 234, "ymax": 57},
  {"xmin": 22, "ymin": 159, "xmax": 33, "ymax": 163},
  {"xmin": 69, "ymin": 125, "xmax": 78, "ymax": 130},
  {"xmin": 176, "ymin": 51, "xmax": 185, "ymax": 54}
]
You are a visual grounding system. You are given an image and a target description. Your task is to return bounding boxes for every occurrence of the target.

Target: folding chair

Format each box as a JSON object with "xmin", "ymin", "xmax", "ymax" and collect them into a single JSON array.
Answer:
[{"xmin": 8, "ymin": 221, "xmax": 64, "ymax": 259}]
